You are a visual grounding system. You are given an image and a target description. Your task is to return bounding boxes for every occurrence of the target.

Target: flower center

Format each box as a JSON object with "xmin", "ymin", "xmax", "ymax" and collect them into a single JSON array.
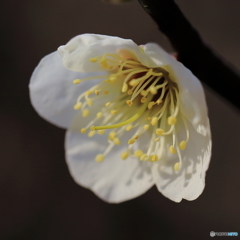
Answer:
[{"xmin": 72, "ymin": 50, "xmax": 190, "ymax": 171}]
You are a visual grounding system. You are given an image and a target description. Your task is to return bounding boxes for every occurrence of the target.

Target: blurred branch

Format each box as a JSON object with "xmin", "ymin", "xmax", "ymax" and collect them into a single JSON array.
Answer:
[{"xmin": 138, "ymin": 0, "xmax": 240, "ymax": 109}]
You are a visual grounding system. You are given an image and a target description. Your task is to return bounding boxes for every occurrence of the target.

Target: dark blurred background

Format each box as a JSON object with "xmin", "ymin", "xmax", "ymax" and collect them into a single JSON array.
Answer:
[{"xmin": 0, "ymin": 0, "xmax": 240, "ymax": 239}]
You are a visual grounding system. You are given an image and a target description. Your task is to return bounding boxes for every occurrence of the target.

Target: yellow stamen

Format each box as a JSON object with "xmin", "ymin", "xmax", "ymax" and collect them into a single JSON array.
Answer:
[
  {"xmin": 149, "ymin": 155, "xmax": 158, "ymax": 162},
  {"xmin": 140, "ymin": 154, "xmax": 148, "ymax": 161},
  {"xmin": 89, "ymin": 57, "xmax": 98, "ymax": 63},
  {"xmin": 179, "ymin": 141, "xmax": 187, "ymax": 150},
  {"xmin": 121, "ymin": 151, "xmax": 129, "ymax": 160},
  {"xmin": 97, "ymin": 112, "xmax": 102, "ymax": 119},
  {"xmin": 88, "ymin": 131, "xmax": 95, "ymax": 137},
  {"xmin": 169, "ymin": 145, "xmax": 176, "ymax": 154},
  {"xmin": 111, "ymin": 110, "xmax": 117, "ymax": 114},
  {"xmin": 133, "ymin": 135, "xmax": 139, "ymax": 139},
  {"xmin": 126, "ymin": 100, "xmax": 133, "ymax": 106},
  {"xmin": 82, "ymin": 109, "xmax": 90, "ymax": 117},
  {"xmin": 98, "ymin": 130, "xmax": 105, "ymax": 135},
  {"xmin": 113, "ymin": 137, "xmax": 121, "ymax": 145},
  {"xmin": 95, "ymin": 154, "xmax": 105, "ymax": 162},
  {"xmin": 151, "ymin": 117, "xmax": 158, "ymax": 126},
  {"xmin": 73, "ymin": 102, "xmax": 82, "ymax": 110},
  {"xmin": 122, "ymin": 83, "xmax": 128, "ymax": 92},
  {"xmin": 108, "ymin": 131, "xmax": 116, "ymax": 140},
  {"xmin": 134, "ymin": 150, "xmax": 143, "ymax": 158},
  {"xmin": 103, "ymin": 91, "xmax": 109, "ymax": 95},
  {"xmin": 144, "ymin": 124, "xmax": 149, "ymax": 130},
  {"xmin": 87, "ymin": 98, "xmax": 93, "ymax": 106},
  {"xmin": 156, "ymin": 128, "xmax": 164, "ymax": 135},
  {"xmin": 105, "ymin": 102, "xmax": 111, "ymax": 107},
  {"xmin": 125, "ymin": 125, "xmax": 133, "ymax": 131},
  {"xmin": 94, "ymin": 90, "xmax": 99, "ymax": 95},
  {"xmin": 128, "ymin": 139, "xmax": 135, "ymax": 145},
  {"xmin": 168, "ymin": 116, "xmax": 177, "ymax": 125},
  {"xmin": 141, "ymin": 97, "xmax": 147, "ymax": 103},
  {"xmin": 80, "ymin": 128, "xmax": 86, "ymax": 134},
  {"xmin": 73, "ymin": 79, "xmax": 82, "ymax": 84},
  {"xmin": 92, "ymin": 100, "xmax": 148, "ymax": 130},
  {"xmin": 148, "ymin": 101, "xmax": 155, "ymax": 109},
  {"xmin": 174, "ymin": 162, "xmax": 181, "ymax": 171}
]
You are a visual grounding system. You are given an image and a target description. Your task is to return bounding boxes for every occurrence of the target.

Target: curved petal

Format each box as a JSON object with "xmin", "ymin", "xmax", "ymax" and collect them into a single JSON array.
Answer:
[
  {"xmin": 58, "ymin": 34, "xmax": 159, "ymax": 72},
  {"xmin": 65, "ymin": 114, "xmax": 154, "ymax": 203},
  {"xmin": 144, "ymin": 43, "xmax": 209, "ymax": 136},
  {"xmin": 29, "ymin": 51, "xmax": 105, "ymax": 128},
  {"xmin": 152, "ymin": 119, "xmax": 211, "ymax": 202}
]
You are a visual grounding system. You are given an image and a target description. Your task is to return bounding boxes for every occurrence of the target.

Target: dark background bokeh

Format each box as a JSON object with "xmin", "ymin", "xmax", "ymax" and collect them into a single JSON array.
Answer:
[{"xmin": 1, "ymin": 0, "xmax": 240, "ymax": 239}]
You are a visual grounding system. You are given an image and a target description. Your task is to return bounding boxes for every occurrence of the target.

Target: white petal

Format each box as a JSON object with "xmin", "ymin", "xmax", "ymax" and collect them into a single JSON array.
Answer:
[
  {"xmin": 143, "ymin": 43, "xmax": 209, "ymax": 136},
  {"xmin": 29, "ymin": 52, "xmax": 104, "ymax": 128},
  {"xmin": 58, "ymin": 34, "xmax": 158, "ymax": 72},
  {"xmin": 65, "ymin": 115, "xmax": 154, "ymax": 203},
  {"xmin": 152, "ymin": 120, "xmax": 211, "ymax": 202}
]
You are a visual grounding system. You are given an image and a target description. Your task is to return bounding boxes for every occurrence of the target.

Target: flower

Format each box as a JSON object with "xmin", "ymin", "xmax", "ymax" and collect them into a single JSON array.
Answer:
[{"xmin": 29, "ymin": 34, "xmax": 211, "ymax": 203}]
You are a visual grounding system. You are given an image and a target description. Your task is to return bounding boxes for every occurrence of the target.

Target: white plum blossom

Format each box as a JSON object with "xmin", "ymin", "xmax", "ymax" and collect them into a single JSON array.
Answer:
[{"xmin": 29, "ymin": 34, "xmax": 211, "ymax": 203}]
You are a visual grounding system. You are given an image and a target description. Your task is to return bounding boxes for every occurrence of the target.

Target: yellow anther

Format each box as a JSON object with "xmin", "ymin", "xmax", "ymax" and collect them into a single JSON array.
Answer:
[
  {"xmin": 168, "ymin": 116, "xmax": 177, "ymax": 125},
  {"xmin": 105, "ymin": 102, "xmax": 111, "ymax": 107},
  {"xmin": 156, "ymin": 99, "xmax": 162, "ymax": 105},
  {"xmin": 122, "ymin": 83, "xmax": 128, "ymax": 92},
  {"xmin": 98, "ymin": 130, "xmax": 105, "ymax": 135},
  {"xmin": 86, "ymin": 91, "xmax": 92, "ymax": 97},
  {"xmin": 87, "ymin": 98, "xmax": 93, "ymax": 106},
  {"xmin": 113, "ymin": 137, "xmax": 121, "ymax": 145},
  {"xmin": 95, "ymin": 154, "xmax": 105, "ymax": 163},
  {"xmin": 111, "ymin": 110, "xmax": 117, "ymax": 114},
  {"xmin": 141, "ymin": 97, "xmax": 147, "ymax": 103},
  {"xmin": 80, "ymin": 128, "xmax": 86, "ymax": 134},
  {"xmin": 88, "ymin": 131, "xmax": 95, "ymax": 137},
  {"xmin": 174, "ymin": 162, "xmax": 181, "ymax": 171},
  {"xmin": 121, "ymin": 151, "xmax": 129, "ymax": 160},
  {"xmin": 128, "ymin": 139, "xmax": 135, "ymax": 145},
  {"xmin": 141, "ymin": 90, "xmax": 147, "ymax": 97},
  {"xmin": 179, "ymin": 141, "xmax": 187, "ymax": 150},
  {"xmin": 169, "ymin": 145, "xmax": 176, "ymax": 154},
  {"xmin": 126, "ymin": 100, "xmax": 133, "ymax": 106},
  {"xmin": 125, "ymin": 125, "xmax": 133, "ymax": 131},
  {"xmin": 100, "ymin": 59, "xmax": 108, "ymax": 68},
  {"xmin": 134, "ymin": 150, "xmax": 143, "ymax": 158},
  {"xmin": 149, "ymin": 86, "xmax": 157, "ymax": 95},
  {"xmin": 148, "ymin": 101, "xmax": 155, "ymax": 109},
  {"xmin": 127, "ymin": 89, "xmax": 133, "ymax": 95},
  {"xmin": 147, "ymin": 117, "xmax": 152, "ymax": 121},
  {"xmin": 103, "ymin": 91, "xmax": 109, "ymax": 95},
  {"xmin": 149, "ymin": 155, "xmax": 158, "ymax": 162},
  {"xmin": 82, "ymin": 109, "xmax": 90, "ymax": 117},
  {"xmin": 73, "ymin": 79, "xmax": 81, "ymax": 84},
  {"xmin": 129, "ymin": 79, "xmax": 139, "ymax": 86},
  {"xmin": 133, "ymin": 135, "xmax": 139, "ymax": 139},
  {"xmin": 73, "ymin": 102, "xmax": 82, "ymax": 110},
  {"xmin": 96, "ymin": 112, "xmax": 102, "ymax": 119},
  {"xmin": 146, "ymin": 68, "xmax": 153, "ymax": 77},
  {"xmin": 155, "ymin": 138, "xmax": 159, "ymax": 142},
  {"xmin": 151, "ymin": 117, "xmax": 158, "ymax": 126},
  {"xmin": 89, "ymin": 57, "xmax": 98, "ymax": 63},
  {"xmin": 94, "ymin": 90, "xmax": 99, "ymax": 95},
  {"xmin": 140, "ymin": 154, "xmax": 148, "ymax": 161},
  {"xmin": 156, "ymin": 128, "xmax": 164, "ymax": 135},
  {"xmin": 144, "ymin": 124, "xmax": 149, "ymax": 130},
  {"xmin": 109, "ymin": 75, "xmax": 117, "ymax": 82},
  {"xmin": 108, "ymin": 131, "xmax": 116, "ymax": 140},
  {"xmin": 90, "ymin": 126, "xmax": 95, "ymax": 131}
]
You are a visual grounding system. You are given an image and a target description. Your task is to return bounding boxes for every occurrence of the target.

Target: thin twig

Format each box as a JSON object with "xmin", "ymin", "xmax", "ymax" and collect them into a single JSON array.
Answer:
[{"xmin": 138, "ymin": 0, "xmax": 240, "ymax": 109}]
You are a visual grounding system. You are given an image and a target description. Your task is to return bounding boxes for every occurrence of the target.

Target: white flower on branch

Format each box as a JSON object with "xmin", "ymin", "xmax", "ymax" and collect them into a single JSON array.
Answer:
[{"xmin": 29, "ymin": 34, "xmax": 211, "ymax": 203}]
